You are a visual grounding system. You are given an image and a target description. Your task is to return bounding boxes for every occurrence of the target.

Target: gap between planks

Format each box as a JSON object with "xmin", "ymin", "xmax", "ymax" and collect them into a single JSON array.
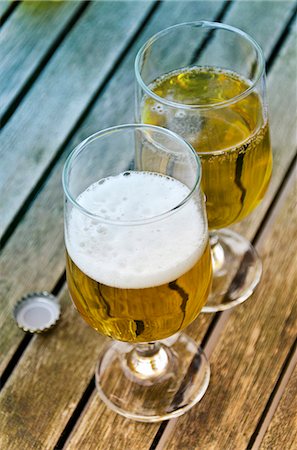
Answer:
[
  {"xmin": 54, "ymin": 376, "xmax": 96, "ymax": 450},
  {"xmin": 264, "ymin": 1, "xmax": 297, "ymax": 72},
  {"xmin": 249, "ymin": 339, "xmax": 297, "ymax": 449},
  {"xmin": 0, "ymin": 1, "xmax": 90, "ymax": 127},
  {"xmin": 0, "ymin": 267, "xmax": 66, "ymax": 390},
  {"xmin": 0, "ymin": 0, "xmax": 19, "ymax": 26}
]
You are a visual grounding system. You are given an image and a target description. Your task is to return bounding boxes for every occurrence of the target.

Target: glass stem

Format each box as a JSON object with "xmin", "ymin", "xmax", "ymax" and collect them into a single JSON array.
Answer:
[
  {"xmin": 126, "ymin": 342, "xmax": 169, "ymax": 383},
  {"xmin": 209, "ymin": 231, "xmax": 225, "ymax": 274}
]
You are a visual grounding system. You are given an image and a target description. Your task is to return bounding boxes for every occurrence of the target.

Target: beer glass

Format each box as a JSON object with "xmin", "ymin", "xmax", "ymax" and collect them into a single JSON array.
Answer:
[
  {"xmin": 135, "ymin": 21, "xmax": 272, "ymax": 311},
  {"xmin": 63, "ymin": 124, "xmax": 212, "ymax": 421}
]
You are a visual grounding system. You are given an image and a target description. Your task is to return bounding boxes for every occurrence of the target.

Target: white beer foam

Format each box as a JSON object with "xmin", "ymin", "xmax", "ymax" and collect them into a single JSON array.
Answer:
[{"xmin": 66, "ymin": 172, "xmax": 207, "ymax": 288}]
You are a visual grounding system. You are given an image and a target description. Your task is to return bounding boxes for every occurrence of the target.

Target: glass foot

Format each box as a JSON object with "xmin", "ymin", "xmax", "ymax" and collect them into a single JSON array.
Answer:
[
  {"xmin": 95, "ymin": 334, "xmax": 210, "ymax": 422},
  {"xmin": 202, "ymin": 229, "xmax": 262, "ymax": 312}
]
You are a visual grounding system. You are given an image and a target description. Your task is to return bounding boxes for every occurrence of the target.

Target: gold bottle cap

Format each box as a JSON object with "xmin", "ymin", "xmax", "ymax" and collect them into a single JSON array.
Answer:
[{"xmin": 13, "ymin": 292, "xmax": 61, "ymax": 333}]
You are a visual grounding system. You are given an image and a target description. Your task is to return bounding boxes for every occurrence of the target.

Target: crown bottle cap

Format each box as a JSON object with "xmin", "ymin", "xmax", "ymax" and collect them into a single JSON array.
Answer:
[{"xmin": 13, "ymin": 292, "xmax": 61, "ymax": 333}]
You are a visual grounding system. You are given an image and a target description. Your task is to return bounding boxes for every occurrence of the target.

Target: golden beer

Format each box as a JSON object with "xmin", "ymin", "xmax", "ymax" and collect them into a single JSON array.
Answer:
[
  {"xmin": 66, "ymin": 244, "xmax": 211, "ymax": 342},
  {"xmin": 65, "ymin": 171, "xmax": 212, "ymax": 343},
  {"xmin": 141, "ymin": 67, "xmax": 273, "ymax": 229}
]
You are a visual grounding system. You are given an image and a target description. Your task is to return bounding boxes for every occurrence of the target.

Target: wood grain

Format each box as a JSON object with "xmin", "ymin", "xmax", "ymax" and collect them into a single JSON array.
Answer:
[
  {"xmin": 66, "ymin": 391, "xmax": 159, "ymax": 450},
  {"xmin": 0, "ymin": 0, "xmax": 82, "ymax": 119},
  {"xmin": 160, "ymin": 156, "xmax": 297, "ymax": 449},
  {"xmin": 260, "ymin": 364, "xmax": 297, "ymax": 450},
  {"xmin": 0, "ymin": 0, "xmax": 154, "ymax": 238},
  {"xmin": 0, "ymin": 287, "xmax": 107, "ymax": 450}
]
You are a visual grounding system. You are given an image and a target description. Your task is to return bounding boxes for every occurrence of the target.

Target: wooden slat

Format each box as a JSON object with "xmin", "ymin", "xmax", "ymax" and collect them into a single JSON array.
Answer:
[
  {"xmin": 0, "ymin": 2, "xmax": 225, "ymax": 448},
  {"xmin": 0, "ymin": 0, "xmax": 83, "ymax": 119},
  {"xmin": 260, "ymin": 364, "xmax": 297, "ymax": 449},
  {"xmin": 161, "ymin": 161, "xmax": 297, "ymax": 450},
  {"xmin": 66, "ymin": 391, "xmax": 159, "ymax": 450},
  {"xmin": 0, "ymin": 0, "xmax": 154, "ymax": 239},
  {"xmin": 0, "ymin": 287, "xmax": 107, "ymax": 450}
]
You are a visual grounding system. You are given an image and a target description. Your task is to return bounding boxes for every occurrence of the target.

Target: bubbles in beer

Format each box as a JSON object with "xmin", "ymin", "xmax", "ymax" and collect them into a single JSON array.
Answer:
[{"xmin": 142, "ymin": 66, "xmax": 272, "ymax": 229}]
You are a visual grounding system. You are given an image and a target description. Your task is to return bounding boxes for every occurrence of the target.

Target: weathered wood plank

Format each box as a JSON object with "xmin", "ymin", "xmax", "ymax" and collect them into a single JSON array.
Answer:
[
  {"xmin": 0, "ymin": 0, "xmax": 154, "ymax": 238},
  {"xmin": 161, "ymin": 161, "xmax": 297, "ymax": 450},
  {"xmin": 66, "ymin": 391, "xmax": 159, "ymax": 450},
  {"xmin": 260, "ymin": 364, "xmax": 297, "ymax": 450},
  {"xmin": 0, "ymin": 1, "xmax": 83, "ymax": 119},
  {"xmin": 0, "ymin": 287, "xmax": 107, "ymax": 450}
]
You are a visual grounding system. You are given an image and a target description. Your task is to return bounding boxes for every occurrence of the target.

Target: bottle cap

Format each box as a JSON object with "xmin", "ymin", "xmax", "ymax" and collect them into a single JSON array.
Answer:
[{"xmin": 13, "ymin": 292, "xmax": 61, "ymax": 333}]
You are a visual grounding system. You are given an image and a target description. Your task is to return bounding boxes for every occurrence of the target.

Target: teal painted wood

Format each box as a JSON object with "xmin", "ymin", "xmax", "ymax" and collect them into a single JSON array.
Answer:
[
  {"xmin": 0, "ymin": 0, "xmax": 154, "ymax": 239},
  {"xmin": 0, "ymin": 1, "xmax": 82, "ymax": 119},
  {"xmin": 0, "ymin": 1, "xmax": 13, "ymax": 20},
  {"xmin": 220, "ymin": 0, "xmax": 296, "ymax": 50}
]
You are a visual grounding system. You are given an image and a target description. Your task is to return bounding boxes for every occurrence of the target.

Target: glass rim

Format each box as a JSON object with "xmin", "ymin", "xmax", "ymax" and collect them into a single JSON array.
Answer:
[
  {"xmin": 62, "ymin": 123, "xmax": 202, "ymax": 226},
  {"xmin": 135, "ymin": 20, "xmax": 265, "ymax": 111}
]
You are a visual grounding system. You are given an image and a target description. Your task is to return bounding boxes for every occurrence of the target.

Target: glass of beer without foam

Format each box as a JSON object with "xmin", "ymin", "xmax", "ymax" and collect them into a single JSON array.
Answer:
[
  {"xmin": 135, "ymin": 22, "xmax": 273, "ymax": 312},
  {"xmin": 63, "ymin": 124, "xmax": 212, "ymax": 422}
]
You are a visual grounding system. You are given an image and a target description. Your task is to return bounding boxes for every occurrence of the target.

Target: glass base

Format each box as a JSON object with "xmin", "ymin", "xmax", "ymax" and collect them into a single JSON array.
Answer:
[
  {"xmin": 95, "ymin": 334, "xmax": 210, "ymax": 422},
  {"xmin": 202, "ymin": 229, "xmax": 262, "ymax": 313}
]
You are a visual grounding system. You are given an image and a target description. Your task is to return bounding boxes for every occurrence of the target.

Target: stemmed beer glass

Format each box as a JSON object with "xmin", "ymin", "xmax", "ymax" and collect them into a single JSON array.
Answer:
[
  {"xmin": 63, "ymin": 124, "xmax": 212, "ymax": 421},
  {"xmin": 135, "ymin": 22, "xmax": 273, "ymax": 311}
]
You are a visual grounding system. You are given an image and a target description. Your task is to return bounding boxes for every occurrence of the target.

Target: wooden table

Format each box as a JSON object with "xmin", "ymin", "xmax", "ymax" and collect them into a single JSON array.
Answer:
[{"xmin": 0, "ymin": 1, "xmax": 296, "ymax": 449}]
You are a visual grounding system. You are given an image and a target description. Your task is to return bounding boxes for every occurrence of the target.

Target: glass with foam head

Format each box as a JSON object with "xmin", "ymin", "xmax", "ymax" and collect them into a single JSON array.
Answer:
[
  {"xmin": 63, "ymin": 124, "xmax": 212, "ymax": 422},
  {"xmin": 135, "ymin": 21, "xmax": 273, "ymax": 312}
]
